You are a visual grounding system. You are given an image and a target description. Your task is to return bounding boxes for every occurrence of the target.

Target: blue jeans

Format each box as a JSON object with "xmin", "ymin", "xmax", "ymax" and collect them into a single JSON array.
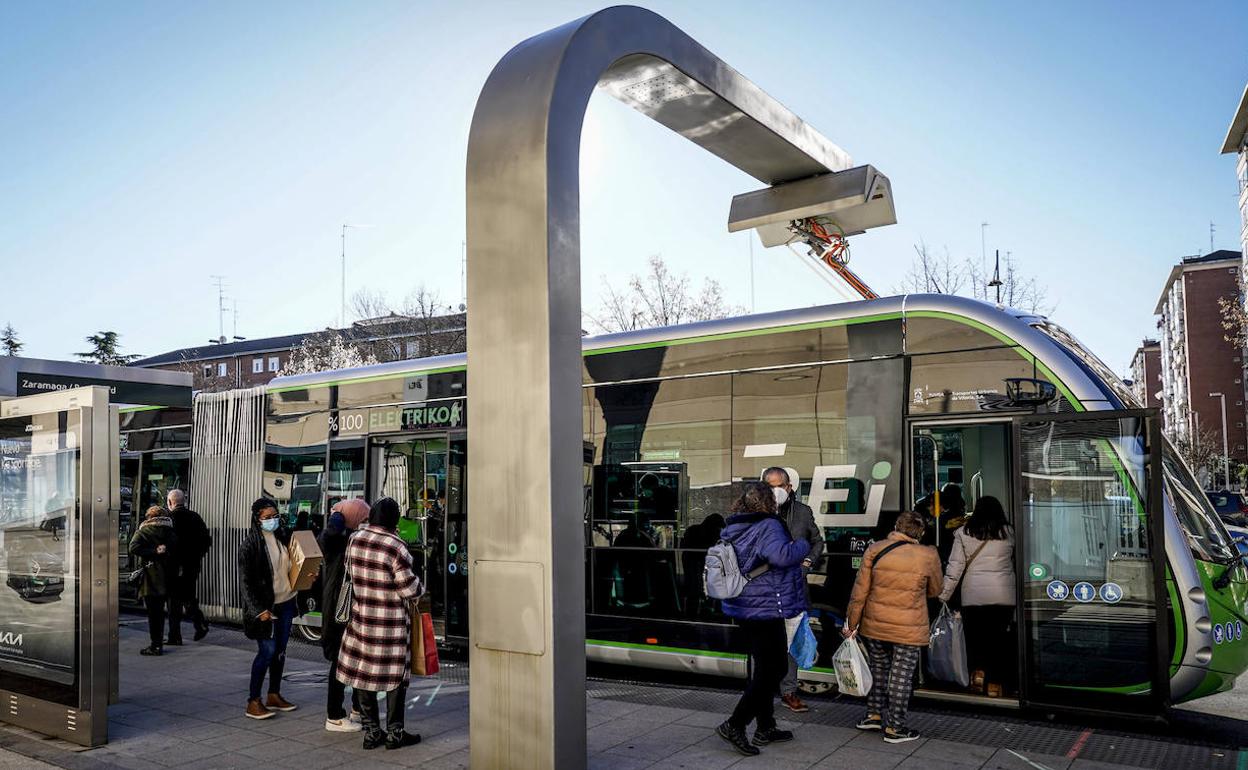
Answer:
[{"xmin": 249, "ymin": 598, "xmax": 296, "ymax": 700}]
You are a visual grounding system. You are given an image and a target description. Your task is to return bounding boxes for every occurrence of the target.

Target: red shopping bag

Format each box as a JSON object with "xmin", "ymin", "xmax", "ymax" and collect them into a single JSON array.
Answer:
[{"xmin": 410, "ymin": 607, "xmax": 440, "ymax": 676}]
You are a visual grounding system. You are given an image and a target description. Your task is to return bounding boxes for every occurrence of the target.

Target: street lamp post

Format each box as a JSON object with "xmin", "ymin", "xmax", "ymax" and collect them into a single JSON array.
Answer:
[{"xmin": 1211, "ymin": 391, "xmax": 1230, "ymax": 488}]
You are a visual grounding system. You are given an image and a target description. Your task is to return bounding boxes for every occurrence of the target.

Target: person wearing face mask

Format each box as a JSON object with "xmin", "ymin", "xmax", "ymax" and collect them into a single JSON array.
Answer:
[
  {"xmin": 762, "ymin": 467, "xmax": 824, "ymax": 713},
  {"xmin": 238, "ymin": 498, "xmax": 300, "ymax": 720}
]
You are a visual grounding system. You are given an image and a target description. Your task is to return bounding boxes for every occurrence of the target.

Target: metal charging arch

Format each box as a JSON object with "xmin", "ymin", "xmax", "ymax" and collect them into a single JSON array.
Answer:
[{"xmin": 466, "ymin": 6, "xmax": 894, "ymax": 766}]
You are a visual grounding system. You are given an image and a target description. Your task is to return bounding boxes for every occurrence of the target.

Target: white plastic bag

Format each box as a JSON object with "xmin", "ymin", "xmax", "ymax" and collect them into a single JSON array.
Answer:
[{"xmin": 831, "ymin": 632, "xmax": 873, "ymax": 697}]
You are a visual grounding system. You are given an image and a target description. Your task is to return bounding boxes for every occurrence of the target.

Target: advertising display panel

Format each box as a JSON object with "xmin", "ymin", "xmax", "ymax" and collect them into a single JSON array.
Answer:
[
  {"xmin": 0, "ymin": 409, "xmax": 80, "ymax": 698},
  {"xmin": 0, "ymin": 387, "xmax": 115, "ymax": 747}
]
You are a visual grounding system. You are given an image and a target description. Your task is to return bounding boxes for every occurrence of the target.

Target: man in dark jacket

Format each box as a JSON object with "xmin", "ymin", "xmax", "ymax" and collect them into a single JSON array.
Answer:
[
  {"xmin": 763, "ymin": 467, "xmax": 825, "ymax": 713},
  {"xmin": 166, "ymin": 489, "xmax": 211, "ymax": 644}
]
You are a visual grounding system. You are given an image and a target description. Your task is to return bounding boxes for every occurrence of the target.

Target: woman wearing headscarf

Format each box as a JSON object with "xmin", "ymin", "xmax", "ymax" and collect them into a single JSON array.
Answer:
[
  {"xmin": 238, "ymin": 498, "xmax": 300, "ymax": 720},
  {"xmin": 128, "ymin": 505, "xmax": 178, "ymax": 656},
  {"xmin": 336, "ymin": 497, "xmax": 424, "ymax": 750},
  {"xmin": 320, "ymin": 498, "xmax": 370, "ymax": 731}
]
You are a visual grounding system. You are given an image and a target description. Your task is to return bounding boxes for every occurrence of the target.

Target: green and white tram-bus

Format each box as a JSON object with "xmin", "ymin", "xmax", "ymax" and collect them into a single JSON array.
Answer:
[{"xmin": 261, "ymin": 294, "xmax": 1247, "ymax": 716}]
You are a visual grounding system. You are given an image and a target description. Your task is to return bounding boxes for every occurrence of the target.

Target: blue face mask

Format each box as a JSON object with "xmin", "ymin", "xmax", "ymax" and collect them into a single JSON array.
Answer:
[{"xmin": 260, "ymin": 517, "xmax": 280, "ymax": 532}]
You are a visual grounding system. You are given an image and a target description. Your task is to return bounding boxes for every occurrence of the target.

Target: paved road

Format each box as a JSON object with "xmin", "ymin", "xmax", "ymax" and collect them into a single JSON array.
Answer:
[{"xmin": 0, "ymin": 622, "xmax": 1243, "ymax": 769}]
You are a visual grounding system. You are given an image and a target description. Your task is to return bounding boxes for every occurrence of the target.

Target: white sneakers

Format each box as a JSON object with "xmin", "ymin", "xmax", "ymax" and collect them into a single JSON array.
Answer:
[{"xmin": 325, "ymin": 716, "xmax": 363, "ymax": 732}]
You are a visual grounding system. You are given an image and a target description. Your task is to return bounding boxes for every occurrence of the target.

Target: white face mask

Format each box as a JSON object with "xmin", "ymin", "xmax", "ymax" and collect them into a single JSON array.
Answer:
[{"xmin": 772, "ymin": 486, "xmax": 789, "ymax": 507}]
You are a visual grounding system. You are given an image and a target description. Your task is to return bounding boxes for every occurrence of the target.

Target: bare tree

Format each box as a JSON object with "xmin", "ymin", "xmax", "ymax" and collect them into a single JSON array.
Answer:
[
  {"xmin": 895, "ymin": 242, "xmax": 966, "ymax": 295},
  {"xmin": 280, "ymin": 331, "xmax": 379, "ymax": 376},
  {"xmin": 348, "ymin": 286, "xmax": 466, "ymax": 361},
  {"xmin": 1173, "ymin": 424, "xmax": 1224, "ymax": 488},
  {"xmin": 898, "ymin": 241, "xmax": 1054, "ymax": 314},
  {"xmin": 586, "ymin": 255, "xmax": 745, "ymax": 333},
  {"xmin": 966, "ymin": 252, "xmax": 1053, "ymax": 314},
  {"xmin": 350, "ymin": 288, "xmax": 393, "ymax": 323},
  {"xmin": 1218, "ymin": 275, "xmax": 1248, "ymax": 349}
]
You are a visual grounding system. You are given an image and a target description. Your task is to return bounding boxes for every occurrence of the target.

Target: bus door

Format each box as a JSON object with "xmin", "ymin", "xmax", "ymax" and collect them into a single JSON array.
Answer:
[
  {"xmin": 370, "ymin": 435, "xmax": 450, "ymax": 637},
  {"xmin": 1012, "ymin": 410, "xmax": 1167, "ymax": 715},
  {"xmin": 910, "ymin": 419, "xmax": 1016, "ymax": 699},
  {"xmin": 910, "ymin": 420, "xmax": 1013, "ymax": 559}
]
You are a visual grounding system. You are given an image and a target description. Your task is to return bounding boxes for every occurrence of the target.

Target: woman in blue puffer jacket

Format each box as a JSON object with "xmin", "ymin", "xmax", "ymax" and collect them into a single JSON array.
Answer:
[{"xmin": 715, "ymin": 481, "xmax": 811, "ymax": 757}]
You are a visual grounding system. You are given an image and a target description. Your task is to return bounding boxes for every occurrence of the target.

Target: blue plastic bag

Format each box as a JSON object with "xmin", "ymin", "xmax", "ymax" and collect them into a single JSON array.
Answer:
[{"xmin": 788, "ymin": 613, "xmax": 818, "ymax": 670}]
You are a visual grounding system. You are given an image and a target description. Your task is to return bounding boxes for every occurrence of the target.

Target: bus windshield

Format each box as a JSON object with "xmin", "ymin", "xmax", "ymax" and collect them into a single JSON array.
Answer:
[
  {"xmin": 1162, "ymin": 444, "xmax": 1238, "ymax": 564},
  {"xmin": 1031, "ymin": 320, "xmax": 1138, "ymax": 408},
  {"xmin": 1034, "ymin": 320, "xmax": 1238, "ymax": 563}
]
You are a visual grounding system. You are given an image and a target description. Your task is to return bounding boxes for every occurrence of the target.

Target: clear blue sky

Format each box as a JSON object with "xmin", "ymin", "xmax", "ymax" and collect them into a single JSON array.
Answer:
[{"xmin": 2, "ymin": 1, "xmax": 1246, "ymax": 374}]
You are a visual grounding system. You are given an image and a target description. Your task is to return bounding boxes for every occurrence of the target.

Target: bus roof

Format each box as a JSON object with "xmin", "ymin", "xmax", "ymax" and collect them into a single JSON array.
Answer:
[{"xmin": 265, "ymin": 294, "xmax": 1114, "ymax": 411}]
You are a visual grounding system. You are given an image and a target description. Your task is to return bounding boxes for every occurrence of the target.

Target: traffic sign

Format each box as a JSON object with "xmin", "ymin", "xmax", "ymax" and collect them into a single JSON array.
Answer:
[
  {"xmin": 1072, "ymin": 582, "xmax": 1096, "ymax": 603},
  {"xmin": 1046, "ymin": 580, "xmax": 1069, "ymax": 601},
  {"xmin": 1099, "ymin": 582, "xmax": 1124, "ymax": 604}
]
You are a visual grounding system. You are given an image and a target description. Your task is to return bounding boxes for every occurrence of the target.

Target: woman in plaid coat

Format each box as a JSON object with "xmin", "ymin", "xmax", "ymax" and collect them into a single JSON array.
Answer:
[{"xmin": 336, "ymin": 497, "xmax": 424, "ymax": 750}]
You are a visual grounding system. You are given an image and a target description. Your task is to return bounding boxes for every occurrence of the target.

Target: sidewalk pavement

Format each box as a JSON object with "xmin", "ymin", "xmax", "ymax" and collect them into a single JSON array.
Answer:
[{"xmin": 0, "ymin": 622, "xmax": 1243, "ymax": 770}]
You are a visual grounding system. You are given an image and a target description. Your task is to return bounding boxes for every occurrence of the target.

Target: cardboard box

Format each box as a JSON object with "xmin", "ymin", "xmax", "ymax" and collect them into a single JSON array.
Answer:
[{"xmin": 288, "ymin": 530, "xmax": 323, "ymax": 591}]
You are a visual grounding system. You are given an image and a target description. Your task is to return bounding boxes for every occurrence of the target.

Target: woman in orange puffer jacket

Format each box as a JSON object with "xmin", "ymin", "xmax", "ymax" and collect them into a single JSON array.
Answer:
[{"xmin": 844, "ymin": 511, "xmax": 943, "ymax": 745}]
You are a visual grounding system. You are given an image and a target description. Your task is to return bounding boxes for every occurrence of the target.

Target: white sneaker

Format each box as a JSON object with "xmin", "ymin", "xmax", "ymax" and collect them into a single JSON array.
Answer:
[
  {"xmin": 325, "ymin": 717, "xmax": 362, "ymax": 733},
  {"xmin": 348, "ymin": 710, "xmax": 363, "ymax": 724}
]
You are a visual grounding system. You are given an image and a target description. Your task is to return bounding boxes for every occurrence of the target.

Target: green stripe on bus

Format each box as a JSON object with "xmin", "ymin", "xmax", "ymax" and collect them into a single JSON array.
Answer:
[
  {"xmin": 1167, "ymin": 575, "xmax": 1185, "ymax": 673},
  {"xmin": 586, "ymin": 639, "xmax": 746, "ymax": 660},
  {"xmin": 118, "ymin": 405, "xmax": 168, "ymax": 414}
]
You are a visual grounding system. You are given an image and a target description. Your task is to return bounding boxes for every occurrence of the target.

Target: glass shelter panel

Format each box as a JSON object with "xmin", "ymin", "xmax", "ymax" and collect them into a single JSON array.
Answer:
[{"xmin": 1015, "ymin": 413, "xmax": 1163, "ymax": 712}]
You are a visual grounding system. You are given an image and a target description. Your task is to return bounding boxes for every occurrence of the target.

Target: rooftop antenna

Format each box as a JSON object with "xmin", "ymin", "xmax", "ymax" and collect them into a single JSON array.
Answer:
[
  {"xmin": 988, "ymin": 249, "xmax": 1003, "ymax": 304},
  {"xmin": 210, "ymin": 275, "xmax": 226, "ymax": 343},
  {"xmin": 340, "ymin": 223, "xmax": 374, "ymax": 328},
  {"xmin": 1210, "ymin": 221, "xmax": 1216, "ymax": 254},
  {"xmin": 231, "ymin": 299, "xmax": 245, "ymax": 341}
]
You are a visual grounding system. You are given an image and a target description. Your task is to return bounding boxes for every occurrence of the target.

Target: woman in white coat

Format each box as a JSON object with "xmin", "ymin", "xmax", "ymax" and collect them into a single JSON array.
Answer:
[{"xmin": 938, "ymin": 495, "xmax": 1016, "ymax": 697}]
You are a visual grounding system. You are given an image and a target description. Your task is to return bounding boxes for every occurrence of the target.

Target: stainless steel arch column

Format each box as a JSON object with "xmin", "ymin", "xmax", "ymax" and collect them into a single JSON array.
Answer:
[{"xmin": 466, "ymin": 7, "xmax": 864, "ymax": 766}]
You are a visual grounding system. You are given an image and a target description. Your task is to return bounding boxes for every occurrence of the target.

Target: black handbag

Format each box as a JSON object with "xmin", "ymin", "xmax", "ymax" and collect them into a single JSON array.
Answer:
[{"xmin": 127, "ymin": 566, "xmax": 145, "ymax": 587}]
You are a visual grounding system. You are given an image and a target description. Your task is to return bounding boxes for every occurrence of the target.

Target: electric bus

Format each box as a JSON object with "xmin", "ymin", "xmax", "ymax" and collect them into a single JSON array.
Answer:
[{"xmin": 228, "ymin": 294, "xmax": 1246, "ymax": 717}]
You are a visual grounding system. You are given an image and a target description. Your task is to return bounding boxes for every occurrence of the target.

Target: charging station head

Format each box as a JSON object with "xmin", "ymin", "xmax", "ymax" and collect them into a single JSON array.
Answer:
[{"xmin": 727, "ymin": 165, "xmax": 896, "ymax": 247}]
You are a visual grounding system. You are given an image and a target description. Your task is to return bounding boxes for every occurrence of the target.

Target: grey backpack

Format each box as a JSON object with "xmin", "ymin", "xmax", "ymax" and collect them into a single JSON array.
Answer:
[{"xmin": 704, "ymin": 538, "xmax": 769, "ymax": 600}]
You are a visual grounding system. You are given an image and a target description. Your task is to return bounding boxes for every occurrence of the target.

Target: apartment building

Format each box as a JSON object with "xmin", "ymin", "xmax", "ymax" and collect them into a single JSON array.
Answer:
[
  {"xmin": 1154, "ymin": 251, "xmax": 1246, "ymax": 465},
  {"xmin": 1222, "ymin": 83, "xmax": 1248, "ymax": 275},
  {"xmin": 132, "ymin": 312, "xmax": 466, "ymax": 392},
  {"xmin": 1129, "ymin": 338, "xmax": 1163, "ymax": 412}
]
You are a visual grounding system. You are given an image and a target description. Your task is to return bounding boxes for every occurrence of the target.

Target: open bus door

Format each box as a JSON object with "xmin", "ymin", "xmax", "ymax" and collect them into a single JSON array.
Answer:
[{"xmin": 1012, "ymin": 410, "xmax": 1169, "ymax": 717}]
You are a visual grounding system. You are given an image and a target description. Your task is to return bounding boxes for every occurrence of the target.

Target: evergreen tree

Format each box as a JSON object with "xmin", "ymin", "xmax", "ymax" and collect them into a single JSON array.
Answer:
[
  {"xmin": 76, "ymin": 331, "xmax": 140, "ymax": 366},
  {"xmin": 0, "ymin": 324, "xmax": 22, "ymax": 356}
]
